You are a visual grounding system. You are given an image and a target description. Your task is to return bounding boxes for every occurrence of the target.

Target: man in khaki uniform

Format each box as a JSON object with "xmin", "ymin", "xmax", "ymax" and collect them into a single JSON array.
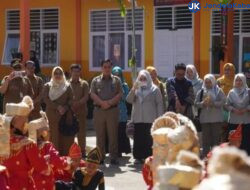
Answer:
[
  {"xmin": 25, "ymin": 60, "xmax": 44, "ymax": 120},
  {"xmin": 0, "ymin": 59, "xmax": 34, "ymax": 112},
  {"xmin": 90, "ymin": 59, "xmax": 122, "ymax": 165},
  {"xmin": 70, "ymin": 64, "xmax": 89, "ymax": 156}
]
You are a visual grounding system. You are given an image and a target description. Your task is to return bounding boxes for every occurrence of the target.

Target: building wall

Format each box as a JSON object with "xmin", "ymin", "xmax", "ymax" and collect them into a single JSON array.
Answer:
[
  {"xmin": 0, "ymin": 0, "xmax": 20, "ymax": 78},
  {"xmin": 199, "ymin": 0, "xmax": 211, "ymax": 78},
  {"xmin": 81, "ymin": 0, "xmax": 154, "ymax": 85},
  {"xmin": 0, "ymin": 0, "xmax": 245, "ymax": 84},
  {"xmin": 0, "ymin": 0, "xmax": 77, "ymax": 78}
]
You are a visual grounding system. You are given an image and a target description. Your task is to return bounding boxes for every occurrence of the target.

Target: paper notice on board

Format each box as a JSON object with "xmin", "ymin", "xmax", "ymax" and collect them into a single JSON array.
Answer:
[{"xmin": 114, "ymin": 44, "xmax": 121, "ymax": 57}]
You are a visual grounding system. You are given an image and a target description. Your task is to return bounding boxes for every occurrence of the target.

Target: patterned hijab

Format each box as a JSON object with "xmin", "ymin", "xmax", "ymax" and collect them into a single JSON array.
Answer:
[
  {"xmin": 228, "ymin": 73, "xmax": 248, "ymax": 106},
  {"xmin": 49, "ymin": 66, "xmax": 69, "ymax": 101}
]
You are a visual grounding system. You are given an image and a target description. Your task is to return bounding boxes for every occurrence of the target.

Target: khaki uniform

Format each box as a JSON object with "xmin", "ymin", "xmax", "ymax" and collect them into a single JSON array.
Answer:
[
  {"xmin": 70, "ymin": 79, "xmax": 89, "ymax": 154},
  {"xmin": 1, "ymin": 76, "xmax": 34, "ymax": 112},
  {"xmin": 90, "ymin": 74, "xmax": 122, "ymax": 160},
  {"xmin": 42, "ymin": 83, "xmax": 73, "ymax": 155},
  {"xmin": 26, "ymin": 75, "xmax": 44, "ymax": 120}
]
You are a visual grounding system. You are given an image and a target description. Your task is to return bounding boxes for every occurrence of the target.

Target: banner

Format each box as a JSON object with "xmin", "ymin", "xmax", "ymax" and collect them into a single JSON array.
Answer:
[{"xmin": 154, "ymin": 0, "xmax": 190, "ymax": 6}]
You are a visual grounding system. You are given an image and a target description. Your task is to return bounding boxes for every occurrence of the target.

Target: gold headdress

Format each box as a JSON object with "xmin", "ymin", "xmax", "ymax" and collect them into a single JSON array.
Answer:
[
  {"xmin": 28, "ymin": 111, "xmax": 49, "ymax": 142},
  {"xmin": 6, "ymin": 96, "xmax": 34, "ymax": 117},
  {"xmin": 0, "ymin": 114, "xmax": 12, "ymax": 157},
  {"xmin": 86, "ymin": 147, "xmax": 102, "ymax": 165}
]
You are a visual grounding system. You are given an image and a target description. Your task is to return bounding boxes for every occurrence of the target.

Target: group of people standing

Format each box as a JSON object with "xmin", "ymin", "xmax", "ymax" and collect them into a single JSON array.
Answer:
[
  {"xmin": 128, "ymin": 62, "xmax": 250, "ymax": 162},
  {"xmin": 0, "ymin": 59, "xmax": 89, "ymax": 157},
  {"xmin": 1, "ymin": 57, "xmax": 250, "ymax": 168}
]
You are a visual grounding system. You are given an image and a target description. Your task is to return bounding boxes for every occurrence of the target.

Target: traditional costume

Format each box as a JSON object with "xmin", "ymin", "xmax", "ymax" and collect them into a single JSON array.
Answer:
[
  {"xmin": 204, "ymin": 125, "xmax": 242, "ymax": 178},
  {"xmin": 142, "ymin": 156, "xmax": 153, "ymax": 190},
  {"xmin": 195, "ymin": 147, "xmax": 250, "ymax": 190},
  {"xmin": 56, "ymin": 147, "xmax": 105, "ymax": 190},
  {"xmin": 0, "ymin": 96, "xmax": 50, "ymax": 190},
  {"xmin": 29, "ymin": 111, "xmax": 69, "ymax": 190},
  {"xmin": 150, "ymin": 112, "xmax": 201, "ymax": 190},
  {"xmin": 54, "ymin": 140, "xmax": 85, "ymax": 182},
  {"xmin": 0, "ymin": 165, "xmax": 9, "ymax": 190}
]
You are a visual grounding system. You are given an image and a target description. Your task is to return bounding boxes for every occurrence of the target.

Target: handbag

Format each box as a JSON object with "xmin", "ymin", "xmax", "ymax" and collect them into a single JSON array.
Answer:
[
  {"xmin": 126, "ymin": 120, "xmax": 135, "ymax": 139},
  {"xmin": 59, "ymin": 109, "xmax": 79, "ymax": 136},
  {"xmin": 193, "ymin": 89, "xmax": 204, "ymax": 132}
]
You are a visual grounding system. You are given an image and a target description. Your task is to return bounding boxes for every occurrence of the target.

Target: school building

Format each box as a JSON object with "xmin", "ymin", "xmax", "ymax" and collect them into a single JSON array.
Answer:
[{"xmin": 0, "ymin": 0, "xmax": 250, "ymax": 85}]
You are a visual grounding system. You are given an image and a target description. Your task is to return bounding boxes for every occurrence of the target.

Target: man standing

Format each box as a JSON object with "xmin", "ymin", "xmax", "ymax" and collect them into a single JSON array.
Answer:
[
  {"xmin": 0, "ymin": 59, "xmax": 34, "ymax": 112},
  {"xmin": 90, "ymin": 59, "xmax": 122, "ymax": 165},
  {"xmin": 25, "ymin": 60, "xmax": 44, "ymax": 120},
  {"xmin": 167, "ymin": 63, "xmax": 195, "ymax": 119},
  {"xmin": 70, "ymin": 64, "xmax": 89, "ymax": 156}
]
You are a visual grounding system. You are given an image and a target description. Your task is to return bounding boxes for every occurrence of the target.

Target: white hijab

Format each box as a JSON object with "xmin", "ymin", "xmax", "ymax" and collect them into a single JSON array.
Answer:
[
  {"xmin": 229, "ymin": 73, "xmax": 248, "ymax": 106},
  {"xmin": 135, "ymin": 70, "xmax": 157, "ymax": 103},
  {"xmin": 186, "ymin": 64, "xmax": 200, "ymax": 86},
  {"xmin": 49, "ymin": 66, "xmax": 69, "ymax": 101},
  {"xmin": 203, "ymin": 74, "xmax": 220, "ymax": 100}
]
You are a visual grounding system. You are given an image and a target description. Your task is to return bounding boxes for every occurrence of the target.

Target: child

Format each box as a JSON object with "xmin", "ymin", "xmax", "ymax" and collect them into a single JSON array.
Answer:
[
  {"xmin": 29, "ymin": 111, "xmax": 70, "ymax": 190},
  {"xmin": 56, "ymin": 147, "xmax": 105, "ymax": 190},
  {"xmin": 54, "ymin": 139, "xmax": 86, "ymax": 182}
]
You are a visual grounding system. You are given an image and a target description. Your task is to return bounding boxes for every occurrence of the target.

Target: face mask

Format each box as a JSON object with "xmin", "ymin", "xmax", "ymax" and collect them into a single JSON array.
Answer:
[{"xmin": 140, "ymin": 81, "xmax": 148, "ymax": 88}]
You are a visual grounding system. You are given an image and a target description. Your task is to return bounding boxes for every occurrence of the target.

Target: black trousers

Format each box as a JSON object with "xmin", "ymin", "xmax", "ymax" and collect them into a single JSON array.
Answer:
[
  {"xmin": 133, "ymin": 123, "xmax": 152, "ymax": 160},
  {"xmin": 118, "ymin": 122, "xmax": 131, "ymax": 154}
]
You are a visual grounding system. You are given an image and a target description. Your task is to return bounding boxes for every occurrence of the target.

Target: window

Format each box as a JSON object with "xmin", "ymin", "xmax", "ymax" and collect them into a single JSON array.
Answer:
[
  {"xmin": 155, "ymin": 6, "xmax": 192, "ymax": 30},
  {"xmin": 211, "ymin": 9, "xmax": 250, "ymax": 74},
  {"xmin": 30, "ymin": 9, "xmax": 59, "ymax": 66},
  {"xmin": 3, "ymin": 10, "xmax": 20, "ymax": 64},
  {"xmin": 90, "ymin": 9, "xmax": 144, "ymax": 71},
  {"xmin": 3, "ymin": 8, "xmax": 59, "ymax": 66}
]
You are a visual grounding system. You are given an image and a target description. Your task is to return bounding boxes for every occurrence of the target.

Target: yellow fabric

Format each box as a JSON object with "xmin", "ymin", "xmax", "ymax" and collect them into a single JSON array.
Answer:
[
  {"xmin": 217, "ymin": 63, "xmax": 235, "ymax": 95},
  {"xmin": 146, "ymin": 66, "xmax": 161, "ymax": 86}
]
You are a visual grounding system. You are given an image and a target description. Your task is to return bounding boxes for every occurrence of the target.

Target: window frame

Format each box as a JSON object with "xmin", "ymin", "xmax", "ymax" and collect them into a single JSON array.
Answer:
[
  {"xmin": 210, "ymin": 8, "xmax": 250, "ymax": 75},
  {"xmin": 89, "ymin": 8, "xmax": 145, "ymax": 72},
  {"xmin": 2, "ymin": 30, "xmax": 20, "ymax": 65},
  {"xmin": 2, "ymin": 8, "xmax": 60, "ymax": 67}
]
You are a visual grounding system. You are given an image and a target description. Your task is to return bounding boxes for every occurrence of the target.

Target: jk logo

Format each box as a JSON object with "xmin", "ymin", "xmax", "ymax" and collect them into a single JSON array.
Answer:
[{"xmin": 188, "ymin": 0, "xmax": 201, "ymax": 13}]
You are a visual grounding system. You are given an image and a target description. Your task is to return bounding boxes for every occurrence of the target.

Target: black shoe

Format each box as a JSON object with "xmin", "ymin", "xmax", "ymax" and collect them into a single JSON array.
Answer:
[{"xmin": 110, "ymin": 159, "xmax": 119, "ymax": 165}]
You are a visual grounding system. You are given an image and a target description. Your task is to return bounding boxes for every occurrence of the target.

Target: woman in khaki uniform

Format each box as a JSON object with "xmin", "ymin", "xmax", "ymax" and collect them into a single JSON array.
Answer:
[{"xmin": 42, "ymin": 66, "xmax": 73, "ymax": 155}]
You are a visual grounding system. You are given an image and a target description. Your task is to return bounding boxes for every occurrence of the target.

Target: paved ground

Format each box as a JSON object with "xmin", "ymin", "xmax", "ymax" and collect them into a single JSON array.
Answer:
[{"xmin": 86, "ymin": 121, "xmax": 147, "ymax": 190}]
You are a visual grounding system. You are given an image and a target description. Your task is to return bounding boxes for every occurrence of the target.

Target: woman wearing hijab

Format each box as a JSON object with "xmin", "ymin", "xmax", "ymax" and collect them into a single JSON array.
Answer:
[
  {"xmin": 126, "ymin": 70, "xmax": 163, "ymax": 164},
  {"xmin": 186, "ymin": 65, "xmax": 203, "ymax": 143},
  {"xmin": 195, "ymin": 74, "xmax": 226, "ymax": 157},
  {"xmin": 186, "ymin": 65, "xmax": 203, "ymax": 97},
  {"xmin": 146, "ymin": 66, "xmax": 167, "ymax": 112},
  {"xmin": 217, "ymin": 63, "xmax": 235, "ymax": 96},
  {"xmin": 226, "ymin": 73, "xmax": 250, "ymax": 154},
  {"xmin": 217, "ymin": 63, "xmax": 236, "ymax": 141},
  {"xmin": 112, "ymin": 66, "xmax": 131, "ymax": 156},
  {"xmin": 42, "ymin": 66, "xmax": 73, "ymax": 155}
]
